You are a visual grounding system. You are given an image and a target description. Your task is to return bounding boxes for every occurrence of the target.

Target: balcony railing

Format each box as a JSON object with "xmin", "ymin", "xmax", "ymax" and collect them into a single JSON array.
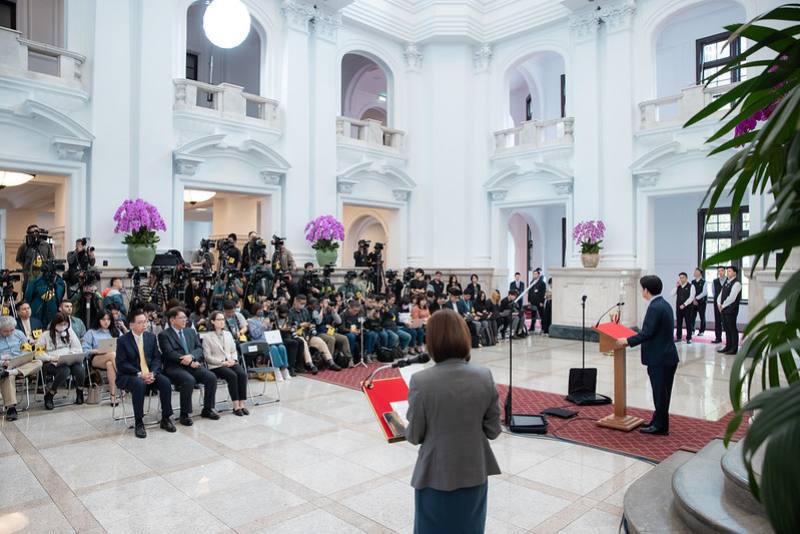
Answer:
[
  {"xmin": 0, "ymin": 26, "xmax": 85, "ymax": 88},
  {"xmin": 173, "ymin": 79, "xmax": 279, "ymax": 128},
  {"xmin": 336, "ymin": 117, "xmax": 405, "ymax": 151},
  {"xmin": 639, "ymin": 82, "xmax": 739, "ymax": 130},
  {"xmin": 493, "ymin": 117, "xmax": 574, "ymax": 152}
]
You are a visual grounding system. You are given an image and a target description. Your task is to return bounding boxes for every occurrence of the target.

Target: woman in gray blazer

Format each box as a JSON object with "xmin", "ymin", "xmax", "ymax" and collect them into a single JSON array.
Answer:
[{"xmin": 405, "ymin": 308, "xmax": 501, "ymax": 533}]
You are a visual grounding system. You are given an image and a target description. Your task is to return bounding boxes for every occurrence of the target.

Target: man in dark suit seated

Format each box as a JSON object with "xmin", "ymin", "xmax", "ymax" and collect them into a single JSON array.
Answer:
[
  {"xmin": 443, "ymin": 288, "xmax": 480, "ymax": 348},
  {"xmin": 508, "ymin": 272, "xmax": 525, "ymax": 295},
  {"xmin": 616, "ymin": 275, "xmax": 679, "ymax": 435},
  {"xmin": 115, "ymin": 308, "xmax": 177, "ymax": 439},
  {"xmin": 158, "ymin": 307, "xmax": 219, "ymax": 426},
  {"xmin": 15, "ymin": 301, "xmax": 43, "ymax": 341}
]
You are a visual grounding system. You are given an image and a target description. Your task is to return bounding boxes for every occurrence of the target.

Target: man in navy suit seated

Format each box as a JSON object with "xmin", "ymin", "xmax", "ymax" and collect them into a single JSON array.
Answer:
[
  {"xmin": 15, "ymin": 301, "xmax": 43, "ymax": 341},
  {"xmin": 616, "ymin": 275, "xmax": 679, "ymax": 435},
  {"xmin": 116, "ymin": 308, "xmax": 177, "ymax": 439}
]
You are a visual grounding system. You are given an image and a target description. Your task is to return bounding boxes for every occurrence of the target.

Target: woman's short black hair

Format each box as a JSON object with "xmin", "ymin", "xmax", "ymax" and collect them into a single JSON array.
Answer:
[{"xmin": 639, "ymin": 275, "xmax": 663, "ymax": 295}]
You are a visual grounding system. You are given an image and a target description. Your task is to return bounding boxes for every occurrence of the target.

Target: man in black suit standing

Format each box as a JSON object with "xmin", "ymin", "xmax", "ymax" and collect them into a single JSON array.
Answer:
[
  {"xmin": 508, "ymin": 272, "xmax": 525, "ymax": 294},
  {"xmin": 717, "ymin": 266, "xmax": 742, "ymax": 355},
  {"xmin": 115, "ymin": 308, "xmax": 177, "ymax": 439},
  {"xmin": 711, "ymin": 266, "xmax": 726, "ymax": 343},
  {"xmin": 158, "ymin": 307, "xmax": 219, "ymax": 425},
  {"xmin": 616, "ymin": 275, "xmax": 679, "ymax": 435},
  {"xmin": 527, "ymin": 268, "xmax": 546, "ymax": 333}
]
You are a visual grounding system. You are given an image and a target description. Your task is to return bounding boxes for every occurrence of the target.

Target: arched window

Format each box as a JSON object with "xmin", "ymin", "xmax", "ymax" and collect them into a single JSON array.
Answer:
[
  {"xmin": 341, "ymin": 53, "xmax": 390, "ymax": 125},
  {"xmin": 507, "ymin": 51, "xmax": 565, "ymax": 126}
]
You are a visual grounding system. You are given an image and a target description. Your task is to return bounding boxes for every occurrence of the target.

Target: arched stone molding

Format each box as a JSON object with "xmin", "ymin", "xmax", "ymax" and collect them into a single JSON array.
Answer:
[
  {"xmin": 171, "ymin": 133, "xmax": 290, "ymax": 254},
  {"xmin": 0, "ymin": 100, "xmax": 93, "ymax": 262},
  {"xmin": 342, "ymin": 211, "xmax": 391, "ymax": 267},
  {"xmin": 337, "ymin": 40, "xmax": 402, "ymax": 126},
  {"xmin": 484, "ymin": 161, "xmax": 573, "ymax": 200},
  {"xmin": 174, "ymin": 0, "xmax": 278, "ymax": 99},
  {"xmin": 336, "ymin": 160, "xmax": 416, "ymax": 201}
]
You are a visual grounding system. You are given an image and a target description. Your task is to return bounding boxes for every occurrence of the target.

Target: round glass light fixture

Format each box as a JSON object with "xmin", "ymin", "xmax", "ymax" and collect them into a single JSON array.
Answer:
[
  {"xmin": 184, "ymin": 189, "xmax": 216, "ymax": 205},
  {"xmin": 203, "ymin": 0, "xmax": 251, "ymax": 49},
  {"xmin": 0, "ymin": 170, "xmax": 35, "ymax": 190}
]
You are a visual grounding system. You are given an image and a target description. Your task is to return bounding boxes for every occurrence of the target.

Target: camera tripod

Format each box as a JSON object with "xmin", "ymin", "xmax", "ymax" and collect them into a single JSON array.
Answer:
[{"xmin": 0, "ymin": 285, "xmax": 18, "ymax": 318}]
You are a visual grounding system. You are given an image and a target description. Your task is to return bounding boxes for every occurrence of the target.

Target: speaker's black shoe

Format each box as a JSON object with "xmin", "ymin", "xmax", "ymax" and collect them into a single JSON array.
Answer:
[
  {"xmin": 134, "ymin": 421, "xmax": 147, "ymax": 439},
  {"xmin": 44, "ymin": 392, "xmax": 54, "ymax": 410},
  {"xmin": 179, "ymin": 414, "xmax": 193, "ymax": 426},
  {"xmin": 160, "ymin": 417, "xmax": 177, "ymax": 433},
  {"xmin": 639, "ymin": 425, "xmax": 668, "ymax": 435},
  {"xmin": 241, "ymin": 407, "xmax": 249, "ymax": 415},
  {"xmin": 75, "ymin": 389, "xmax": 84, "ymax": 405},
  {"xmin": 5, "ymin": 406, "xmax": 18, "ymax": 421}
]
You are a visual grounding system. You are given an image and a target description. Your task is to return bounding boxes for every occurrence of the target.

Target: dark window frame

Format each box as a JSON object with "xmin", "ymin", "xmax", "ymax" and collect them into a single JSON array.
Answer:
[
  {"xmin": 560, "ymin": 74, "xmax": 566, "ymax": 118},
  {"xmin": 696, "ymin": 31, "xmax": 741, "ymax": 86},
  {"xmin": 525, "ymin": 94, "xmax": 532, "ymax": 121},
  {"xmin": 0, "ymin": 0, "xmax": 17, "ymax": 31},
  {"xmin": 185, "ymin": 51, "xmax": 199, "ymax": 81},
  {"xmin": 697, "ymin": 206, "xmax": 749, "ymax": 302}
]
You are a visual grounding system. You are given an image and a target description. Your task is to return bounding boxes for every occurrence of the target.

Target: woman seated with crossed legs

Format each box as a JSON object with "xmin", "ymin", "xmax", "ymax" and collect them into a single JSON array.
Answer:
[
  {"xmin": 82, "ymin": 310, "xmax": 121, "ymax": 406},
  {"xmin": 203, "ymin": 311, "xmax": 249, "ymax": 416}
]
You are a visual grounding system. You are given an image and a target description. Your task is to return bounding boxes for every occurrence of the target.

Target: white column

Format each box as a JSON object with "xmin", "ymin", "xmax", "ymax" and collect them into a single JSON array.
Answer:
[
  {"xmin": 469, "ymin": 44, "xmax": 493, "ymax": 268},
  {"xmin": 568, "ymin": 14, "xmax": 602, "ymax": 267},
  {"xmin": 308, "ymin": 9, "xmax": 340, "ymax": 223},
  {"xmin": 599, "ymin": 3, "xmax": 637, "ymax": 267},
  {"xmin": 279, "ymin": 1, "xmax": 314, "ymax": 263},
  {"xmin": 402, "ymin": 42, "xmax": 425, "ymax": 266},
  {"xmin": 87, "ymin": 0, "xmax": 135, "ymax": 266}
]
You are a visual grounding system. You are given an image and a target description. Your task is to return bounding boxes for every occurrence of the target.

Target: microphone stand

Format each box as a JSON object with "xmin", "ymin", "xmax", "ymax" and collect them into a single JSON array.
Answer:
[
  {"xmin": 581, "ymin": 295, "xmax": 587, "ymax": 369},
  {"xmin": 504, "ymin": 278, "xmax": 541, "ymax": 432}
]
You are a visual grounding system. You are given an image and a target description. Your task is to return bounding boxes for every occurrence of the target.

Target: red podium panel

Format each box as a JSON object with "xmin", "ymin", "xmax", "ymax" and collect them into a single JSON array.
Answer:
[
  {"xmin": 362, "ymin": 377, "xmax": 409, "ymax": 442},
  {"xmin": 592, "ymin": 321, "xmax": 644, "ymax": 432},
  {"xmin": 594, "ymin": 322, "xmax": 637, "ymax": 352}
]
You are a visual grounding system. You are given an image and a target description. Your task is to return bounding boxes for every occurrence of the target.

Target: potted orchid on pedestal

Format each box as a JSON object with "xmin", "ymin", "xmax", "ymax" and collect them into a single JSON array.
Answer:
[
  {"xmin": 305, "ymin": 214, "xmax": 345, "ymax": 267},
  {"xmin": 113, "ymin": 198, "xmax": 167, "ymax": 267},
  {"xmin": 573, "ymin": 220, "xmax": 605, "ymax": 268}
]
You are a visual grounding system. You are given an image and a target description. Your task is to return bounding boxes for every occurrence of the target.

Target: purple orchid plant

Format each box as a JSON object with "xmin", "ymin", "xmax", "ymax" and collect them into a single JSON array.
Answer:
[
  {"xmin": 572, "ymin": 220, "xmax": 605, "ymax": 254},
  {"xmin": 113, "ymin": 198, "xmax": 167, "ymax": 246},
  {"xmin": 304, "ymin": 215, "xmax": 345, "ymax": 252}
]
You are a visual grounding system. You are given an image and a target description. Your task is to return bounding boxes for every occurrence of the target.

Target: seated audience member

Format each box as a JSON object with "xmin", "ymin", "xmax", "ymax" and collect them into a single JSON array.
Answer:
[
  {"xmin": 443, "ymin": 289, "xmax": 480, "ymax": 348},
  {"xmin": 222, "ymin": 300, "xmax": 248, "ymax": 341},
  {"xmin": 406, "ymin": 297, "xmax": 429, "ymax": 353},
  {"xmin": 0, "ymin": 316, "xmax": 43, "ymax": 421},
  {"xmin": 143, "ymin": 303, "xmax": 164, "ymax": 336},
  {"xmin": 499, "ymin": 290, "xmax": 526, "ymax": 339},
  {"xmin": 408, "ymin": 268, "xmax": 427, "ymax": 298},
  {"xmin": 383, "ymin": 294, "xmax": 412, "ymax": 353},
  {"xmin": 158, "ymin": 307, "xmax": 219, "ymax": 425},
  {"xmin": 204, "ymin": 311, "xmax": 250, "ymax": 415},
  {"xmin": 461, "ymin": 291, "xmax": 487, "ymax": 348},
  {"xmin": 35, "ymin": 312, "xmax": 86, "ymax": 410},
  {"xmin": 275, "ymin": 304, "xmax": 307, "ymax": 375},
  {"xmin": 464, "ymin": 274, "xmax": 482, "ymax": 300},
  {"xmin": 341, "ymin": 301, "xmax": 377, "ymax": 363},
  {"xmin": 105, "ymin": 303, "xmax": 129, "ymax": 334},
  {"xmin": 15, "ymin": 301, "xmax": 43, "ymax": 342},
  {"xmin": 288, "ymin": 295, "xmax": 341, "ymax": 371},
  {"xmin": 473, "ymin": 291, "xmax": 497, "ymax": 346},
  {"xmin": 429, "ymin": 293, "xmax": 447, "ymax": 313},
  {"xmin": 57, "ymin": 299, "xmax": 86, "ymax": 339},
  {"xmin": 82, "ymin": 311, "xmax": 121, "ymax": 405},
  {"xmin": 115, "ymin": 309, "xmax": 176, "ymax": 438},
  {"xmin": 313, "ymin": 297, "xmax": 352, "ymax": 366},
  {"xmin": 245, "ymin": 304, "xmax": 293, "ymax": 380},
  {"xmin": 102, "ymin": 277, "xmax": 128, "ymax": 315},
  {"xmin": 430, "ymin": 271, "xmax": 445, "ymax": 296},
  {"xmin": 446, "ymin": 275, "xmax": 462, "ymax": 294},
  {"xmin": 190, "ymin": 299, "xmax": 209, "ymax": 331}
]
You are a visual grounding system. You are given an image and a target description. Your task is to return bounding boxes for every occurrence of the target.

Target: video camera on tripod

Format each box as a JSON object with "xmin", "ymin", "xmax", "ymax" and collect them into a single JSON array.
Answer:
[{"xmin": 25, "ymin": 227, "xmax": 52, "ymax": 248}]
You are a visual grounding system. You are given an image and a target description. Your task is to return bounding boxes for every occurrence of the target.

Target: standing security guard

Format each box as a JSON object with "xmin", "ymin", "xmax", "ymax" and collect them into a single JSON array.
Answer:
[{"xmin": 690, "ymin": 268, "xmax": 707, "ymax": 336}]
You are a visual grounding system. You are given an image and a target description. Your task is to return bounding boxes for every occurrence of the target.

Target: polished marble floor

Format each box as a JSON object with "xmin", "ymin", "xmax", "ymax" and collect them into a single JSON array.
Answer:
[{"xmin": 0, "ymin": 336, "xmax": 736, "ymax": 533}]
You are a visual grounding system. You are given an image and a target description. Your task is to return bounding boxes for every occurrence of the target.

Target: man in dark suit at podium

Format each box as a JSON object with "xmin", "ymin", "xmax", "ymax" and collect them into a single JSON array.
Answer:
[{"xmin": 615, "ymin": 275, "xmax": 679, "ymax": 436}]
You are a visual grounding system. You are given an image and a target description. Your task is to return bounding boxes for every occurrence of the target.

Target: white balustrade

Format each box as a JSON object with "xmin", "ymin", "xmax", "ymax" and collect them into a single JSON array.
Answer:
[
  {"xmin": 493, "ymin": 117, "xmax": 574, "ymax": 152},
  {"xmin": 0, "ymin": 26, "xmax": 85, "ymax": 87},
  {"xmin": 173, "ymin": 79, "xmax": 280, "ymax": 128},
  {"xmin": 336, "ymin": 116, "xmax": 406, "ymax": 151},
  {"xmin": 639, "ymin": 82, "xmax": 739, "ymax": 129}
]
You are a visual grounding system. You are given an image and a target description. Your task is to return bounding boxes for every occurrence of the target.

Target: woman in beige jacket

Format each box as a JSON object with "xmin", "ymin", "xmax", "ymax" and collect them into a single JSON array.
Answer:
[{"xmin": 202, "ymin": 311, "xmax": 249, "ymax": 416}]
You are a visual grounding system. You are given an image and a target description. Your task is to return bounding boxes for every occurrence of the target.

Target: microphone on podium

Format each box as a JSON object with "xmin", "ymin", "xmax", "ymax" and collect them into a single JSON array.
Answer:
[
  {"xmin": 392, "ymin": 353, "xmax": 430, "ymax": 368},
  {"xmin": 595, "ymin": 302, "xmax": 625, "ymax": 328}
]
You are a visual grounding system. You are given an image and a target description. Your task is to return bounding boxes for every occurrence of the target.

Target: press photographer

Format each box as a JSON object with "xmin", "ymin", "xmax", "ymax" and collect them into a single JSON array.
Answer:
[
  {"xmin": 23, "ymin": 259, "xmax": 67, "ymax": 326},
  {"xmin": 338, "ymin": 270, "xmax": 361, "ymax": 299},
  {"xmin": 66, "ymin": 238, "xmax": 95, "ymax": 278},
  {"xmin": 299, "ymin": 262, "xmax": 323, "ymax": 297},
  {"xmin": 241, "ymin": 232, "xmax": 268, "ymax": 271},
  {"xmin": 16, "ymin": 225, "xmax": 55, "ymax": 291},
  {"xmin": 216, "ymin": 233, "xmax": 241, "ymax": 271},
  {"xmin": 271, "ymin": 235, "xmax": 296, "ymax": 273},
  {"xmin": 354, "ymin": 239, "xmax": 370, "ymax": 267}
]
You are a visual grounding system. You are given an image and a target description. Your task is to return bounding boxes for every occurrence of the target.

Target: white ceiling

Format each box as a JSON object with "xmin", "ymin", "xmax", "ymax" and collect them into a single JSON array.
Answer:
[{"xmin": 0, "ymin": 174, "xmax": 62, "ymax": 211}]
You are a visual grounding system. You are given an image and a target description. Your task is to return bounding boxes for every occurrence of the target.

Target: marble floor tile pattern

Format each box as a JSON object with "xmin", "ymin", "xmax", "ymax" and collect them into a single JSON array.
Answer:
[{"xmin": 0, "ymin": 336, "xmax": 737, "ymax": 532}]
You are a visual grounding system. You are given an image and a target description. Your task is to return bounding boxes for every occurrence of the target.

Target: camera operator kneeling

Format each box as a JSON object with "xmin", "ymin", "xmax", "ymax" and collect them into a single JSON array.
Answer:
[{"xmin": 35, "ymin": 313, "xmax": 86, "ymax": 410}]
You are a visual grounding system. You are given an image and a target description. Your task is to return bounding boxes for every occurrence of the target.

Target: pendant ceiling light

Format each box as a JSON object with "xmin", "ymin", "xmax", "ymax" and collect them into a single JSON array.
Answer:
[
  {"xmin": 184, "ymin": 189, "xmax": 216, "ymax": 205},
  {"xmin": 0, "ymin": 170, "xmax": 35, "ymax": 190},
  {"xmin": 203, "ymin": 0, "xmax": 251, "ymax": 49}
]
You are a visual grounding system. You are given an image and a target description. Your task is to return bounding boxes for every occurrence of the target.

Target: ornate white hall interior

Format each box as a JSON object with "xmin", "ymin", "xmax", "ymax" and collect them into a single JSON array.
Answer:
[{"xmin": 0, "ymin": 0, "xmax": 796, "ymax": 533}]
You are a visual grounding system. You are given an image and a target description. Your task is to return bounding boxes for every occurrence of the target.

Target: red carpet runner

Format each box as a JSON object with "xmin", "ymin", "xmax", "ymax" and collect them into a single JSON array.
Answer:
[{"xmin": 307, "ymin": 363, "xmax": 747, "ymax": 462}]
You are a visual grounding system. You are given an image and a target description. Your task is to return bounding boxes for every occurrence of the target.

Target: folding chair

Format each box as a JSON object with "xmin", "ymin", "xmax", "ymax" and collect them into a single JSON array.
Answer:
[
  {"xmin": 112, "ymin": 387, "xmax": 162, "ymax": 428},
  {"xmin": 239, "ymin": 340, "xmax": 280, "ymax": 406},
  {"xmin": 37, "ymin": 359, "xmax": 87, "ymax": 408}
]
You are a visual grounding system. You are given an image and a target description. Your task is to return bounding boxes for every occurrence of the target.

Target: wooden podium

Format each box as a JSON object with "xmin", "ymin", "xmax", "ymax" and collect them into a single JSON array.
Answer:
[{"xmin": 592, "ymin": 322, "xmax": 645, "ymax": 432}]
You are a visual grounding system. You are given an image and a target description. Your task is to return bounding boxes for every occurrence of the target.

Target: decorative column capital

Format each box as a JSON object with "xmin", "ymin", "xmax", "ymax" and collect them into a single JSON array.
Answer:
[
  {"xmin": 281, "ymin": 1, "xmax": 315, "ymax": 33},
  {"xmin": 311, "ymin": 9, "xmax": 342, "ymax": 42},
  {"xmin": 634, "ymin": 170, "xmax": 660, "ymax": 188},
  {"xmin": 403, "ymin": 42, "xmax": 423, "ymax": 71},
  {"xmin": 173, "ymin": 152, "xmax": 205, "ymax": 176},
  {"xmin": 551, "ymin": 180, "xmax": 574, "ymax": 196},
  {"xmin": 488, "ymin": 189, "xmax": 507, "ymax": 202},
  {"xmin": 601, "ymin": 1, "xmax": 636, "ymax": 33},
  {"xmin": 260, "ymin": 170, "xmax": 284, "ymax": 186},
  {"xmin": 473, "ymin": 43, "xmax": 493, "ymax": 73},
  {"xmin": 392, "ymin": 189, "xmax": 411, "ymax": 202},
  {"xmin": 52, "ymin": 137, "xmax": 91, "ymax": 161},
  {"xmin": 337, "ymin": 178, "xmax": 357, "ymax": 194}
]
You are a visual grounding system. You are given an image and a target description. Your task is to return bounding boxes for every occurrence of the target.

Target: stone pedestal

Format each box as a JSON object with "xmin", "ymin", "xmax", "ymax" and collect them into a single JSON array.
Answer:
[{"xmin": 548, "ymin": 267, "xmax": 641, "ymax": 340}]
